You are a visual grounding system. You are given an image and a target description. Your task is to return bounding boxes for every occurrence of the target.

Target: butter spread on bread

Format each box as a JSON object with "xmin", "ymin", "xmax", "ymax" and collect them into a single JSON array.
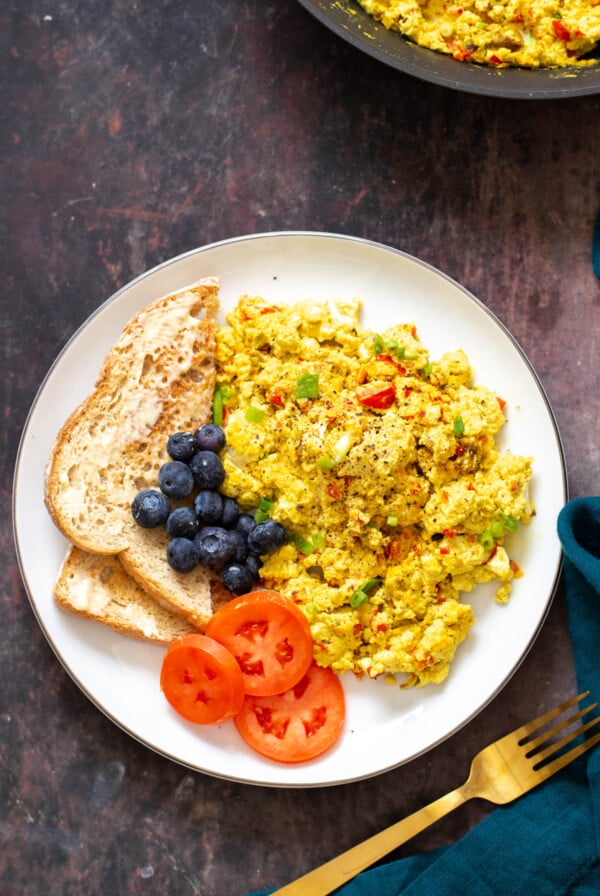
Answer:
[
  {"xmin": 45, "ymin": 278, "xmax": 220, "ymax": 629},
  {"xmin": 55, "ymin": 547, "xmax": 196, "ymax": 643}
]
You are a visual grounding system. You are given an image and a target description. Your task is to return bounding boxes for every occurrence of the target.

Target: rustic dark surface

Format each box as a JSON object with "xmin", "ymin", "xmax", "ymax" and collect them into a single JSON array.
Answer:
[{"xmin": 2, "ymin": 2, "xmax": 599, "ymax": 895}]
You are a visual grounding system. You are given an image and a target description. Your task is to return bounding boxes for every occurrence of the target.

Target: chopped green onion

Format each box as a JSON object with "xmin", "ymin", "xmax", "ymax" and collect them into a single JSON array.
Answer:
[
  {"xmin": 479, "ymin": 512, "xmax": 519, "ymax": 551},
  {"xmin": 453, "ymin": 416, "xmax": 465, "ymax": 438},
  {"xmin": 389, "ymin": 344, "xmax": 417, "ymax": 360},
  {"xmin": 479, "ymin": 529, "xmax": 495, "ymax": 551},
  {"xmin": 350, "ymin": 590, "xmax": 369, "ymax": 608},
  {"xmin": 254, "ymin": 496, "xmax": 274, "ymax": 523},
  {"xmin": 350, "ymin": 576, "xmax": 383, "ymax": 608},
  {"xmin": 291, "ymin": 534, "xmax": 313, "ymax": 553},
  {"xmin": 317, "ymin": 434, "xmax": 352, "ymax": 470},
  {"xmin": 212, "ymin": 384, "xmax": 232, "ymax": 426},
  {"xmin": 291, "ymin": 531, "xmax": 324, "ymax": 555},
  {"xmin": 362, "ymin": 576, "xmax": 383, "ymax": 593},
  {"xmin": 501, "ymin": 513, "xmax": 519, "ymax": 533},
  {"xmin": 295, "ymin": 373, "xmax": 319, "ymax": 399},
  {"xmin": 245, "ymin": 406, "xmax": 265, "ymax": 424},
  {"xmin": 421, "ymin": 362, "xmax": 433, "ymax": 379},
  {"xmin": 373, "ymin": 334, "xmax": 384, "ymax": 355},
  {"xmin": 387, "ymin": 515, "xmax": 398, "ymax": 527},
  {"xmin": 331, "ymin": 432, "xmax": 352, "ymax": 463},
  {"xmin": 491, "ymin": 520, "xmax": 505, "ymax": 539}
]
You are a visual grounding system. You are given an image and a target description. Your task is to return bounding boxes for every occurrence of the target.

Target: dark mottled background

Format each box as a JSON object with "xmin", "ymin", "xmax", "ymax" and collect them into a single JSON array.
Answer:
[{"xmin": 2, "ymin": 2, "xmax": 599, "ymax": 894}]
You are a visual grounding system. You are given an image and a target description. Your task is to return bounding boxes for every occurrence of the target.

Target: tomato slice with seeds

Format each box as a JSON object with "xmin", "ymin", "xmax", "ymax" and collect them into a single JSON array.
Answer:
[
  {"xmin": 160, "ymin": 634, "xmax": 245, "ymax": 725},
  {"xmin": 234, "ymin": 663, "xmax": 346, "ymax": 763},
  {"xmin": 206, "ymin": 590, "xmax": 314, "ymax": 697}
]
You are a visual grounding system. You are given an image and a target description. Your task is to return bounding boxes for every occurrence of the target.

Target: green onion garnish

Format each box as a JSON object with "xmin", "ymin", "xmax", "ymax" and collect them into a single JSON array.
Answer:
[
  {"xmin": 212, "ymin": 384, "xmax": 232, "ymax": 426},
  {"xmin": 291, "ymin": 532, "xmax": 324, "ymax": 555},
  {"xmin": 501, "ymin": 512, "xmax": 519, "ymax": 532},
  {"xmin": 317, "ymin": 434, "xmax": 352, "ymax": 471},
  {"xmin": 331, "ymin": 433, "xmax": 352, "ymax": 463},
  {"xmin": 373, "ymin": 334, "xmax": 384, "ymax": 355},
  {"xmin": 421, "ymin": 362, "xmax": 433, "ymax": 378},
  {"xmin": 453, "ymin": 416, "xmax": 465, "ymax": 438},
  {"xmin": 350, "ymin": 590, "xmax": 369, "ymax": 608},
  {"xmin": 245, "ymin": 406, "xmax": 265, "ymax": 424},
  {"xmin": 491, "ymin": 520, "xmax": 505, "ymax": 539},
  {"xmin": 479, "ymin": 529, "xmax": 495, "ymax": 551},
  {"xmin": 350, "ymin": 576, "xmax": 383, "ymax": 608},
  {"xmin": 254, "ymin": 496, "xmax": 274, "ymax": 522},
  {"xmin": 390, "ymin": 344, "xmax": 416, "ymax": 360},
  {"xmin": 295, "ymin": 373, "xmax": 319, "ymax": 399},
  {"xmin": 479, "ymin": 512, "xmax": 519, "ymax": 551}
]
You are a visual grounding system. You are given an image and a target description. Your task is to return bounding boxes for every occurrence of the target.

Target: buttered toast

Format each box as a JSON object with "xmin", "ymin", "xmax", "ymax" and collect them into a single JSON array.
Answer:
[
  {"xmin": 55, "ymin": 547, "xmax": 196, "ymax": 643},
  {"xmin": 45, "ymin": 278, "xmax": 220, "ymax": 629}
]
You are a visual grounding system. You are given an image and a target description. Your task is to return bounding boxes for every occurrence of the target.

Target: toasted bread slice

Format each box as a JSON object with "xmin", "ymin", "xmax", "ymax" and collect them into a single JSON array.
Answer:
[
  {"xmin": 45, "ymin": 278, "xmax": 220, "ymax": 629},
  {"xmin": 55, "ymin": 547, "xmax": 197, "ymax": 643}
]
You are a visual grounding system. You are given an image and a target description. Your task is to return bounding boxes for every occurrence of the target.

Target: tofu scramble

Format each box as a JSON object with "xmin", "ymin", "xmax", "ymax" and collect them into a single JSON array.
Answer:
[
  {"xmin": 216, "ymin": 296, "xmax": 534, "ymax": 687},
  {"xmin": 358, "ymin": 0, "xmax": 600, "ymax": 69}
]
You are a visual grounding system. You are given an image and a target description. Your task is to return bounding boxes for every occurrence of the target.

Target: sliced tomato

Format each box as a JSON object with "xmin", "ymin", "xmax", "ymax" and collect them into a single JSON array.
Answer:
[
  {"xmin": 160, "ymin": 634, "xmax": 245, "ymax": 725},
  {"xmin": 234, "ymin": 662, "xmax": 345, "ymax": 763},
  {"xmin": 206, "ymin": 590, "xmax": 314, "ymax": 696}
]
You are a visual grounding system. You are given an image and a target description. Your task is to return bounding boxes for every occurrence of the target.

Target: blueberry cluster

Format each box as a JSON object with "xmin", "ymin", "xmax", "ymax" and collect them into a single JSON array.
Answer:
[{"xmin": 130, "ymin": 423, "xmax": 287, "ymax": 595}]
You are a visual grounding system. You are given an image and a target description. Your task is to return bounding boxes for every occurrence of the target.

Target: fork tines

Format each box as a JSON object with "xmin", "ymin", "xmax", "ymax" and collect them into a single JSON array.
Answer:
[{"xmin": 519, "ymin": 691, "xmax": 600, "ymax": 772}]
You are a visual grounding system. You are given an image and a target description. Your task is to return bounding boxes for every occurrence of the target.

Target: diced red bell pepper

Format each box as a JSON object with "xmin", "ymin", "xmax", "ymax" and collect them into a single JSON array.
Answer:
[
  {"xmin": 552, "ymin": 20, "xmax": 571, "ymax": 41},
  {"xmin": 357, "ymin": 385, "xmax": 396, "ymax": 410},
  {"xmin": 268, "ymin": 392, "xmax": 285, "ymax": 407}
]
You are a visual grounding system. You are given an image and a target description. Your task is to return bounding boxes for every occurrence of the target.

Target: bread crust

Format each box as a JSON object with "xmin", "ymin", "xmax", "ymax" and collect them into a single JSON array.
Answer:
[{"xmin": 45, "ymin": 278, "xmax": 220, "ymax": 629}]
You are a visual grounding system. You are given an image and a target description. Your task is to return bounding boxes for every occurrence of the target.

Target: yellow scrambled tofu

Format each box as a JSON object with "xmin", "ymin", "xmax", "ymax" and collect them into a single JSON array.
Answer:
[
  {"xmin": 216, "ymin": 296, "xmax": 534, "ymax": 686},
  {"xmin": 358, "ymin": 0, "xmax": 600, "ymax": 68}
]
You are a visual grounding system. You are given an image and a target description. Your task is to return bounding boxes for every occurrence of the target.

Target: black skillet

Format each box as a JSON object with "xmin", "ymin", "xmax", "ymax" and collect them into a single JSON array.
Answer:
[{"xmin": 297, "ymin": 0, "xmax": 600, "ymax": 98}]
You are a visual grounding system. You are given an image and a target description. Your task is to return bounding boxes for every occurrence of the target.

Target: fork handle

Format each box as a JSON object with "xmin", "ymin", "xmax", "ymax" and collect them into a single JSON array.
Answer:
[{"xmin": 270, "ymin": 784, "xmax": 469, "ymax": 895}]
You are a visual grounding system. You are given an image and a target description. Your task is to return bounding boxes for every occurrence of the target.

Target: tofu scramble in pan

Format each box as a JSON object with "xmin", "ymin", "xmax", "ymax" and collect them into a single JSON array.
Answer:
[
  {"xmin": 358, "ymin": 0, "xmax": 600, "ymax": 69},
  {"xmin": 216, "ymin": 297, "xmax": 534, "ymax": 687}
]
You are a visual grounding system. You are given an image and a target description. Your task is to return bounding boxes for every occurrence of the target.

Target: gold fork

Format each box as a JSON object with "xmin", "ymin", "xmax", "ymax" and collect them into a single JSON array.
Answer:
[{"xmin": 271, "ymin": 691, "xmax": 600, "ymax": 896}]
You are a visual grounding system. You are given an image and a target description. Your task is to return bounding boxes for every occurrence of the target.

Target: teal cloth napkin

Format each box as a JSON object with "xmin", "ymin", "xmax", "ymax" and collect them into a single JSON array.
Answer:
[{"xmin": 250, "ymin": 497, "xmax": 600, "ymax": 895}]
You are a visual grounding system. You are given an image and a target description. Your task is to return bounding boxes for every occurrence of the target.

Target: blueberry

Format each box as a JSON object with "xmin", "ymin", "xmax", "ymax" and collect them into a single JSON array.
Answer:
[
  {"xmin": 193, "ymin": 526, "xmax": 236, "ymax": 569},
  {"xmin": 195, "ymin": 423, "xmax": 225, "ymax": 453},
  {"xmin": 194, "ymin": 490, "xmax": 224, "ymax": 525},
  {"xmin": 166, "ymin": 431, "xmax": 197, "ymax": 462},
  {"xmin": 167, "ymin": 537, "xmax": 200, "ymax": 573},
  {"xmin": 189, "ymin": 450, "xmax": 225, "ymax": 490},
  {"xmin": 220, "ymin": 562, "xmax": 255, "ymax": 595},
  {"xmin": 248, "ymin": 519, "xmax": 287, "ymax": 555},
  {"xmin": 166, "ymin": 506, "xmax": 199, "ymax": 539},
  {"xmin": 228, "ymin": 529, "xmax": 248, "ymax": 564},
  {"xmin": 158, "ymin": 461, "xmax": 195, "ymax": 499},
  {"xmin": 131, "ymin": 489, "xmax": 171, "ymax": 528},
  {"xmin": 235, "ymin": 513, "xmax": 256, "ymax": 537},
  {"xmin": 221, "ymin": 496, "xmax": 240, "ymax": 529},
  {"xmin": 245, "ymin": 553, "xmax": 263, "ymax": 581}
]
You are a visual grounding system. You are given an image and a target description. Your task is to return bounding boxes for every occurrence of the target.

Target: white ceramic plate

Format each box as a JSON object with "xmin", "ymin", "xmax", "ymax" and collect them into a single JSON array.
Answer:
[{"xmin": 13, "ymin": 232, "xmax": 566, "ymax": 787}]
